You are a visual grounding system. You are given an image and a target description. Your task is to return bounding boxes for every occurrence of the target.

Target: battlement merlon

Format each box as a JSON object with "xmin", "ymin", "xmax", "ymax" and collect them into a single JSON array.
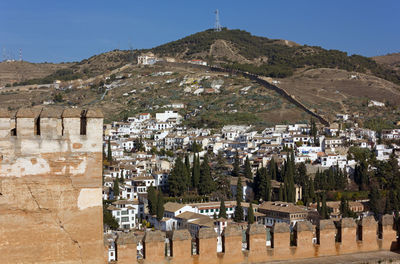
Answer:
[
  {"xmin": 0, "ymin": 107, "xmax": 103, "ymax": 139},
  {"xmin": 0, "ymin": 108, "xmax": 103, "ymax": 155}
]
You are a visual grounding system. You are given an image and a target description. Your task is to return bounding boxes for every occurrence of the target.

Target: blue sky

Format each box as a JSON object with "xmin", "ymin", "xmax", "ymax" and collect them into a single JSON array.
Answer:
[{"xmin": 1, "ymin": 0, "xmax": 399, "ymax": 63}]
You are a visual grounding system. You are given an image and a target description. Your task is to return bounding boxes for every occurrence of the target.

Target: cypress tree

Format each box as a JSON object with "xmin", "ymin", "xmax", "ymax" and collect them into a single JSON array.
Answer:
[
  {"xmin": 219, "ymin": 200, "xmax": 227, "ymax": 218},
  {"xmin": 234, "ymin": 177, "xmax": 244, "ymax": 222},
  {"xmin": 283, "ymin": 168, "xmax": 288, "ymax": 203},
  {"xmin": 113, "ymin": 177, "xmax": 119, "ymax": 198},
  {"xmin": 244, "ymin": 156, "xmax": 253, "ymax": 179},
  {"xmin": 339, "ymin": 196, "xmax": 348, "ymax": 217},
  {"xmin": 259, "ymin": 167, "xmax": 267, "ymax": 200},
  {"xmin": 119, "ymin": 170, "xmax": 124, "ymax": 184},
  {"xmin": 248, "ymin": 203, "xmax": 255, "ymax": 224},
  {"xmin": 232, "ymin": 151, "xmax": 240, "ymax": 177},
  {"xmin": 199, "ymin": 154, "xmax": 215, "ymax": 195},
  {"xmin": 384, "ymin": 192, "xmax": 392, "ymax": 214},
  {"xmin": 185, "ymin": 154, "xmax": 190, "ymax": 171},
  {"xmin": 269, "ymin": 157, "xmax": 277, "ymax": 181},
  {"xmin": 147, "ymin": 185, "xmax": 157, "ymax": 215},
  {"xmin": 254, "ymin": 168, "xmax": 261, "ymax": 200},
  {"xmin": 310, "ymin": 118, "xmax": 317, "ymax": 145},
  {"xmin": 295, "ymin": 162, "xmax": 307, "ymax": 186},
  {"xmin": 327, "ymin": 167, "xmax": 335, "ymax": 190},
  {"xmin": 236, "ymin": 176, "xmax": 243, "ymax": 202},
  {"xmin": 168, "ymin": 156, "xmax": 186, "ymax": 196},
  {"xmin": 234, "ymin": 201, "xmax": 244, "ymax": 222},
  {"xmin": 184, "ymin": 155, "xmax": 191, "ymax": 191},
  {"xmin": 369, "ymin": 187, "xmax": 381, "ymax": 217},
  {"xmin": 107, "ymin": 138, "xmax": 112, "ymax": 162},
  {"xmin": 278, "ymin": 183, "xmax": 283, "ymax": 201},
  {"xmin": 266, "ymin": 171, "xmax": 272, "ymax": 201},
  {"xmin": 309, "ymin": 179, "xmax": 316, "ymax": 201},
  {"xmin": 302, "ymin": 179, "xmax": 309, "ymax": 205},
  {"xmin": 287, "ymin": 152, "xmax": 296, "ymax": 202},
  {"xmin": 192, "ymin": 154, "xmax": 200, "ymax": 190},
  {"xmin": 156, "ymin": 191, "xmax": 164, "ymax": 221}
]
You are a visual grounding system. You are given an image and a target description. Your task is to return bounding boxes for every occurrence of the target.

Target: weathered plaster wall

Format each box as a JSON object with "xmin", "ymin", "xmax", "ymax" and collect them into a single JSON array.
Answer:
[{"xmin": 0, "ymin": 108, "xmax": 104, "ymax": 263}]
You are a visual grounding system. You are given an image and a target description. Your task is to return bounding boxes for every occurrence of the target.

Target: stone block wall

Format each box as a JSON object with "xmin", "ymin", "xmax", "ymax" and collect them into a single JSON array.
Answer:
[
  {"xmin": 116, "ymin": 216, "xmax": 398, "ymax": 264},
  {"xmin": 0, "ymin": 108, "xmax": 104, "ymax": 263}
]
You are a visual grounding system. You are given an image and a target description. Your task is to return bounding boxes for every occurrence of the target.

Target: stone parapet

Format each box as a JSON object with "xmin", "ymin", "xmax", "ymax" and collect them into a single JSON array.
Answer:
[{"xmin": 116, "ymin": 216, "xmax": 400, "ymax": 264}]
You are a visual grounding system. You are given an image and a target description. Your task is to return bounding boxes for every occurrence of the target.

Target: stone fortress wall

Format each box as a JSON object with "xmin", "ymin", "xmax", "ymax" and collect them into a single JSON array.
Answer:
[
  {"xmin": 0, "ymin": 107, "xmax": 104, "ymax": 263},
  {"xmin": 117, "ymin": 215, "xmax": 398, "ymax": 264}
]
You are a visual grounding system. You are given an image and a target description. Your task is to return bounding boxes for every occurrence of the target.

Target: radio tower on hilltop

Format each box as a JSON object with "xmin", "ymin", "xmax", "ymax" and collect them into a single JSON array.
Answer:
[{"xmin": 214, "ymin": 9, "xmax": 222, "ymax": 32}]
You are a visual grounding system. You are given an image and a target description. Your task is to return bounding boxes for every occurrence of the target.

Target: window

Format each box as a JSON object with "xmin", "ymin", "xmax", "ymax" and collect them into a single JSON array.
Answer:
[
  {"xmin": 121, "ymin": 210, "xmax": 128, "ymax": 215},
  {"xmin": 200, "ymin": 210, "xmax": 204, "ymax": 213},
  {"xmin": 121, "ymin": 217, "xmax": 129, "ymax": 222},
  {"xmin": 80, "ymin": 111, "xmax": 87, "ymax": 135},
  {"xmin": 210, "ymin": 209, "xmax": 214, "ymax": 212},
  {"xmin": 117, "ymin": 212, "xmax": 120, "ymax": 216},
  {"xmin": 35, "ymin": 117, "xmax": 40, "ymax": 135}
]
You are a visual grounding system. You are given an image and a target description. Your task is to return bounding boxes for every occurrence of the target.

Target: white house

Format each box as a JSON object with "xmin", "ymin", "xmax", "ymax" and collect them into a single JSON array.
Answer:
[
  {"xmin": 320, "ymin": 154, "xmax": 347, "ymax": 168},
  {"xmin": 155, "ymin": 111, "xmax": 182, "ymax": 123},
  {"xmin": 152, "ymin": 171, "xmax": 169, "ymax": 188},
  {"xmin": 108, "ymin": 200, "xmax": 144, "ymax": 229},
  {"xmin": 375, "ymin": 144, "xmax": 393, "ymax": 161}
]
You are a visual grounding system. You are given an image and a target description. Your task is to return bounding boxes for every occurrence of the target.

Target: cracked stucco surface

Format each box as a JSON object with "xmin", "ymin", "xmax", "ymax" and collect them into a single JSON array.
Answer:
[{"xmin": 0, "ymin": 117, "xmax": 104, "ymax": 263}]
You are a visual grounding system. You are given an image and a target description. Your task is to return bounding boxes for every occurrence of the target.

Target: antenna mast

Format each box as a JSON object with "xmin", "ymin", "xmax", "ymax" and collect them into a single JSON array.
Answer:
[{"xmin": 214, "ymin": 9, "xmax": 222, "ymax": 32}]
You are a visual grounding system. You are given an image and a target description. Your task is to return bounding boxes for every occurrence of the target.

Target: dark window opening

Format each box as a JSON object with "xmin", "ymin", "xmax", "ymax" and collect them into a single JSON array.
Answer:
[
  {"xmin": 80, "ymin": 110, "xmax": 87, "ymax": 135},
  {"xmin": 11, "ymin": 128, "xmax": 17, "ymax": 136},
  {"xmin": 357, "ymin": 224, "xmax": 362, "ymax": 241},
  {"xmin": 35, "ymin": 117, "xmax": 40, "ymax": 136}
]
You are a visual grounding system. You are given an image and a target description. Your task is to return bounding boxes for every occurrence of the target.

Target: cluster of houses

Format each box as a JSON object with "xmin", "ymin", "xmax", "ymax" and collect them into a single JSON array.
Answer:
[{"xmin": 103, "ymin": 110, "xmax": 400, "ymax": 261}]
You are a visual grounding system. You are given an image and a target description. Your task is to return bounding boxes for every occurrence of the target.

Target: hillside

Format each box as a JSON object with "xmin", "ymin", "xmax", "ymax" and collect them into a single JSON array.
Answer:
[
  {"xmin": 373, "ymin": 52, "xmax": 400, "ymax": 66},
  {"xmin": 278, "ymin": 68, "xmax": 400, "ymax": 121},
  {"xmin": 0, "ymin": 61, "xmax": 72, "ymax": 86},
  {"xmin": 373, "ymin": 53, "xmax": 400, "ymax": 76},
  {"xmin": 0, "ymin": 63, "xmax": 308, "ymax": 127},
  {"xmin": 150, "ymin": 29, "xmax": 400, "ymax": 84},
  {"xmin": 1, "ymin": 29, "xmax": 400, "ymax": 128}
]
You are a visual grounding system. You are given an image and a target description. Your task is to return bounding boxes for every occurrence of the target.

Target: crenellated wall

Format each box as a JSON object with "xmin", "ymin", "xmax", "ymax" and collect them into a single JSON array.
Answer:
[
  {"xmin": 116, "ymin": 215, "xmax": 398, "ymax": 264},
  {"xmin": 0, "ymin": 107, "xmax": 104, "ymax": 263}
]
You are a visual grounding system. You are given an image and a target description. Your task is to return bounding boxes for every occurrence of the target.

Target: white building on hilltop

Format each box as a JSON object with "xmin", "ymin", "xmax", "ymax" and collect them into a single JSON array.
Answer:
[{"xmin": 137, "ymin": 52, "xmax": 157, "ymax": 65}]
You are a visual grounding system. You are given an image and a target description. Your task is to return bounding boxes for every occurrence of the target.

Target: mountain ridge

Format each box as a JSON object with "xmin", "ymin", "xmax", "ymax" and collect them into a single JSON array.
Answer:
[{"xmin": 3, "ymin": 28, "xmax": 399, "ymax": 87}]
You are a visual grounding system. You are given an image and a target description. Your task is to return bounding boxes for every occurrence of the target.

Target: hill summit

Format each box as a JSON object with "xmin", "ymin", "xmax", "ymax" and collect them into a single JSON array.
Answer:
[{"xmin": 149, "ymin": 28, "xmax": 400, "ymax": 83}]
